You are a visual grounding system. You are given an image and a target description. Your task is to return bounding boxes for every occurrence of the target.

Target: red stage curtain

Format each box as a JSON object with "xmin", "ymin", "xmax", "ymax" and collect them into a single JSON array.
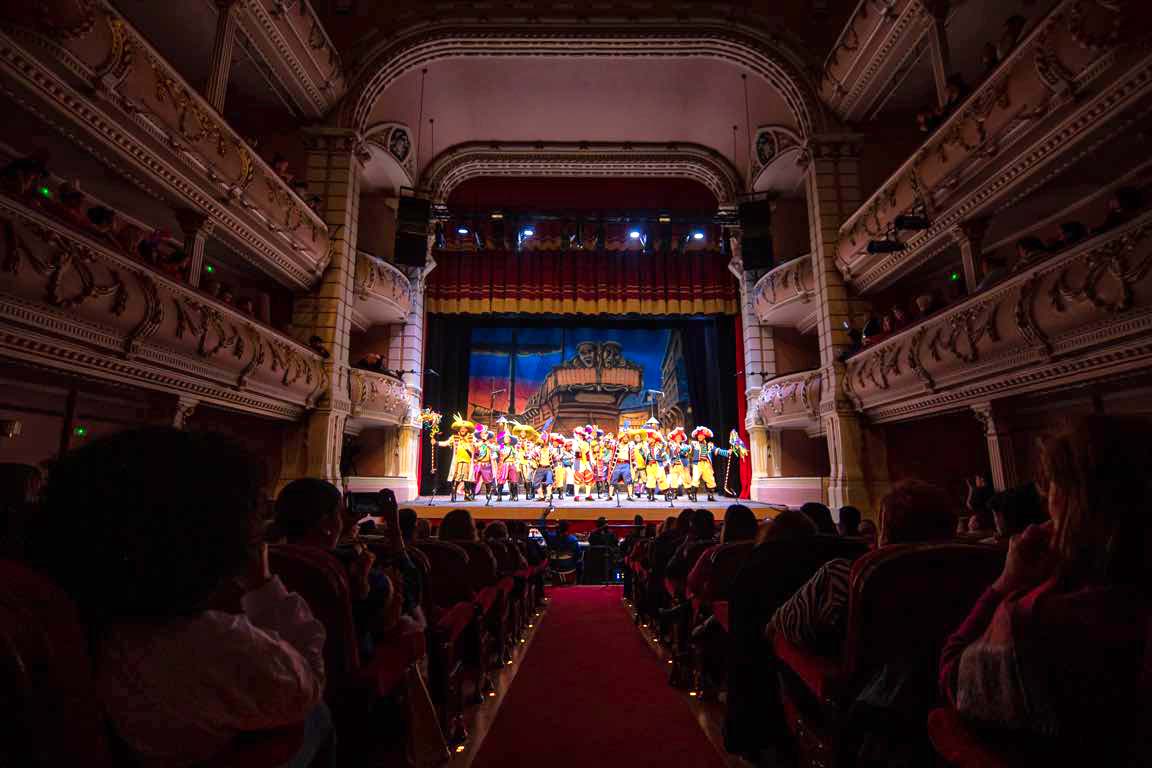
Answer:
[
  {"xmin": 427, "ymin": 248, "xmax": 739, "ymax": 316},
  {"xmin": 733, "ymin": 313, "xmax": 752, "ymax": 500}
]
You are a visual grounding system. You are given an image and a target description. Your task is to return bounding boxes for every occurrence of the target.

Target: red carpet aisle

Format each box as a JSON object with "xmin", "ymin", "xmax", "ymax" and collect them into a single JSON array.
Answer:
[{"xmin": 469, "ymin": 586, "xmax": 727, "ymax": 768}]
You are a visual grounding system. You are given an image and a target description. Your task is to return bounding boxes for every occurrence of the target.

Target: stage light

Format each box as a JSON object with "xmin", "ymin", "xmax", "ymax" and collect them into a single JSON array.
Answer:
[
  {"xmin": 658, "ymin": 214, "xmax": 671, "ymax": 223},
  {"xmin": 692, "ymin": 231, "xmax": 705, "ymax": 241},
  {"xmin": 490, "ymin": 211, "xmax": 504, "ymax": 220},
  {"xmin": 522, "ymin": 227, "xmax": 534, "ymax": 237},
  {"xmin": 457, "ymin": 226, "xmax": 469, "ymax": 235},
  {"xmin": 866, "ymin": 239, "xmax": 904, "ymax": 254},
  {"xmin": 629, "ymin": 230, "xmax": 642, "ymax": 239},
  {"xmin": 455, "ymin": 745, "xmax": 466, "ymax": 754},
  {"xmin": 894, "ymin": 214, "xmax": 930, "ymax": 230}
]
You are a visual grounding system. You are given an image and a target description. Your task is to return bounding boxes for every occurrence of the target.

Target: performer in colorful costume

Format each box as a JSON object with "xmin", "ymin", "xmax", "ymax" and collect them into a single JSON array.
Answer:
[
  {"xmin": 437, "ymin": 413, "xmax": 475, "ymax": 502},
  {"xmin": 643, "ymin": 428, "xmax": 670, "ymax": 502},
  {"xmin": 472, "ymin": 425, "xmax": 497, "ymax": 499},
  {"xmin": 495, "ymin": 430, "xmax": 520, "ymax": 501},
  {"xmin": 690, "ymin": 426, "xmax": 731, "ymax": 502},
  {"xmin": 512, "ymin": 422, "xmax": 540, "ymax": 501},
  {"xmin": 532, "ymin": 432, "xmax": 558, "ymax": 502},
  {"xmin": 556, "ymin": 436, "xmax": 575, "ymax": 498},
  {"xmin": 572, "ymin": 425, "xmax": 596, "ymax": 501},
  {"xmin": 666, "ymin": 427, "xmax": 692, "ymax": 499},
  {"xmin": 610, "ymin": 430, "xmax": 634, "ymax": 500}
]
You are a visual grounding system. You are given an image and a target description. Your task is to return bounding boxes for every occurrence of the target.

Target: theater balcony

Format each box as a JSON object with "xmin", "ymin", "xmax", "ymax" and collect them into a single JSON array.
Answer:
[
  {"xmin": 752, "ymin": 254, "xmax": 818, "ymax": 332},
  {"xmin": 754, "ymin": 368, "xmax": 824, "ymax": 431},
  {"xmin": 842, "ymin": 208, "xmax": 1152, "ymax": 422},
  {"xmin": 232, "ymin": 0, "xmax": 345, "ymax": 118},
  {"xmin": 352, "ymin": 250, "xmax": 413, "ymax": 330},
  {"xmin": 348, "ymin": 368, "xmax": 415, "ymax": 428},
  {"xmin": 0, "ymin": 3, "xmax": 331, "ymax": 289},
  {"xmin": 837, "ymin": 0, "xmax": 1152, "ymax": 293},
  {"xmin": 0, "ymin": 194, "xmax": 328, "ymax": 419}
]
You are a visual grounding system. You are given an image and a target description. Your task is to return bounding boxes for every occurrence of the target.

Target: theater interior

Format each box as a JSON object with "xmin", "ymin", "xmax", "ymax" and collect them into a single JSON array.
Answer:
[{"xmin": 1, "ymin": 1, "xmax": 1150, "ymax": 766}]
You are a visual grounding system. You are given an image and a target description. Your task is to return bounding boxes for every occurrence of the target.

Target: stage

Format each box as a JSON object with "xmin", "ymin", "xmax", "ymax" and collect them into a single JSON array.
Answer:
[{"xmin": 405, "ymin": 495, "xmax": 784, "ymax": 521}]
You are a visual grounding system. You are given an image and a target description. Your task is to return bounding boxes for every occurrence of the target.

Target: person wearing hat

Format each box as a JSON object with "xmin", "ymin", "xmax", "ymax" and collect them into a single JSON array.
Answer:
[
  {"xmin": 495, "ymin": 431, "xmax": 520, "ymax": 502},
  {"xmin": 643, "ymin": 428, "xmax": 671, "ymax": 502},
  {"xmin": 472, "ymin": 425, "xmax": 497, "ymax": 500},
  {"xmin": 572, "ymin": 426, "xmax": 595, "ymax": 501},
  {"xmin": 690, "ymin": 426, "xmax": 732, "ymax": 502},
  {"xmin": 533, "ymin": 433, "xmax": 559, "ymax": 502},
  {"xmin": 610, "ymin": 430, "xmax": 635, "ymax": 500},
  {"xmin": 667, "ymin": 427, "xmax": 693, "ymax": 501},
  {"xmin": 557, "ymin": 437, "xmax": 576, "ymax": 499},
  {"xmin": 593, "ymin": 427, "xmax": 610, "ymax": 499},
  {"xmin": 437, "ymin": 414, "xmax": 476, "ymax": 502}
]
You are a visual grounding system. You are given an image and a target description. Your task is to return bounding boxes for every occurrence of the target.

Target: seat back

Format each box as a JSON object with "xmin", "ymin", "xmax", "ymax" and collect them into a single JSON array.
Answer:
[
  {"xmin": 410, "ymin": 540, "xmax": 473, "ymax": 609},
  {"xmin": 843, "ymin": 542, "xmax": 1005, "ymax": 684},
  {"xmin": 706, "ymin": 541, "xmax": 755, "ymax": 602},
  {"xmin": 268, "ymin": 544, "xmax": 360, "ymax": 691},
  {"xmin": 451, "ymin": 540, "xmax": 500, "ymax": 591},
  {"xmin": 485, "ymin": 539, "xmax": 521, "ymax": 574},
  {"xmin": 0, "ymin": 560, "xmax": 112, "ymax": 768},
  {"xmin": 581, "ymin": 545, "xmax": 612, "ymax": 584}
]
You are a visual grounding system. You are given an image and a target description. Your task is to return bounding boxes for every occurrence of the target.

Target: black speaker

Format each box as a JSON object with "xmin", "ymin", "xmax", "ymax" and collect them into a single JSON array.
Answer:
[
  {"xmin": 394, "ymin": 195, "xmax": 431, "ymax": 267},
  {"xmin": 738, "ymin": 198, "xmax": 774, "ymax": 270}
]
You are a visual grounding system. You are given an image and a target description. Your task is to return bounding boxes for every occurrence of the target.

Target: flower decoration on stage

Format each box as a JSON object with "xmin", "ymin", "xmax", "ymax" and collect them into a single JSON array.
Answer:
[{"xmin": 728, "ymin": 429, "xmax": 749, "ymax": 459}]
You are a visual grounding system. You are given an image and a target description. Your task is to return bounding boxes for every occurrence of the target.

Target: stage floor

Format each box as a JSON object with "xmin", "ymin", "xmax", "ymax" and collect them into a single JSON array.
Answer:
[{"xmin": 407, "ymin": 495, "xmax": 782, "ymax": 520}]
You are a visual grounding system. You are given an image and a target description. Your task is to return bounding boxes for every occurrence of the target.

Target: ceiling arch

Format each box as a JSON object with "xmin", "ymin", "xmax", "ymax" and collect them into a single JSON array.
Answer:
[
  {"xmin": 339, "ymin": 20, "xmax": 829, "ymax": 141},
  {"xmin": 422, "ymin": 142, "xmax": 744, "ymax": 208}
]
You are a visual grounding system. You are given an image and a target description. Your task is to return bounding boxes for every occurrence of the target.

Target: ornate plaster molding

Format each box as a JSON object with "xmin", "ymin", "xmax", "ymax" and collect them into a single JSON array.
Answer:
[
  {"xmin": 422, "ymin": 141, "xmax": 744, "ymax": 207},
  {"xmin": 755, "ymin": 367, "xmax": 824, "ymax": 429},
  {"xmin": 341, "ymin": 20, "xmax": 827, "ymax": 140},
  {"xmin": 752, "ymin": 254, "xmax": 817, "ymax": 330}
]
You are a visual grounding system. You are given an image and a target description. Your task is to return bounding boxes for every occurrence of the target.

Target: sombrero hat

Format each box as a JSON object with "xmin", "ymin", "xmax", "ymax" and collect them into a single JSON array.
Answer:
[{"xmin": 450, "ymin": 412, "xmax": 474, "ymax": 431}]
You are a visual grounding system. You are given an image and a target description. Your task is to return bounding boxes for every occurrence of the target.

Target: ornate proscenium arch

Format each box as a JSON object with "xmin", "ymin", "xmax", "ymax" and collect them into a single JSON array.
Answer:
[
  {"xmin": 340, "ymin": 20, "xmax": 829, "ymax": 140},
  {"xmin": 422, "ymin": 141, "xmax": 743, "ymax": 208}
]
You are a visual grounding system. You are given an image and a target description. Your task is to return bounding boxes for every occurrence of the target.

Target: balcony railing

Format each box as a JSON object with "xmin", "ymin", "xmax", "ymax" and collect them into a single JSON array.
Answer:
[
  {"xmin": 754, "ymin": 368, "xmax": 823, "ymax": 429},
  {"xmin": 349, "ymin": 367, "xmax": 414, "ymax": 426},
  {"xmin": 0, "ymin": 1, "xmax": 331, "ymax": 288},
  {"xmin": 843, "ymin": 208, "xmax": 1152, "ymax": 421},
  {"xmin": 0, "ymin": 194, "xmax": 327, "ymax": 418},
  {"xmin": 354, "ymin": 251, "xmax": 413, "ymax": 327},
  {"xmin": 820, "ymin": 0, "xmax": 922, "ymax": 120},
  {"xmin": 753, "ymin": 254, "xmax": 817, "ymax": 330},
  {"xmin": 242, "ymin": 0, "xmax": 345, "ymax": 117},
  {"xmin": 837, "ymin": 0, "xmax": 1145, "ymax": 292}
]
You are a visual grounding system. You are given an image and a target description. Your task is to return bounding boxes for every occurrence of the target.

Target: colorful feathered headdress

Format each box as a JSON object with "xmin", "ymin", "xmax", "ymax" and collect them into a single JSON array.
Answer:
[{"xmin": 450, "ymin": 412, "xmax": 475, "ymax": 431}]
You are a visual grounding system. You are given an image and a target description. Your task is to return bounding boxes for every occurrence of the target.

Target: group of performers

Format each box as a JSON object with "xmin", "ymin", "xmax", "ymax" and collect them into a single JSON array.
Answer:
[{"xmin": 436, "ymin": 414, "xmax": 746, "ymax": 504}]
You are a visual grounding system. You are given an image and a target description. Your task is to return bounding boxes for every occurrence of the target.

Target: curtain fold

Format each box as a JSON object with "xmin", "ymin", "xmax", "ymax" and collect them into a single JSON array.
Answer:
[{"xmin": 426, "ymin": 249, "xmax": 738, "ymax": 316}]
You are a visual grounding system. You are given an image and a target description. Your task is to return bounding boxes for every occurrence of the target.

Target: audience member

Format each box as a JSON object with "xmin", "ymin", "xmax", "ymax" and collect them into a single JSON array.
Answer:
[
  {"xmin": 414, "ymin": 517, "xmax": 431, "ymax": 540},
  {"xmin": 940, "ymin": 417, "xmax": 1152, "ymax": 760},
  {"xmin": 756, "ymin": 508, "xmax": 820, "ymax": 545},
  {"xmin": 975, "ymin": 253, "xmax": 1009, "ymax": 292},
  {"xmin": 356, "ymin": 352, "xmax": 386, "ymax": 372},
  {"xmin": 858, "ymin": 518, "xmax": 878, "ymax": 549},
  {"xmin": 271, "ymin": 153, "xmax": 294, "ymax": 185},
  {"xmin": 996, "ymin": 15, "xmax": 1027, "ymax": 61},
  {"xmin": 799, "ymin": 501, "xmax": 838, "ymax": 537},
  {"xmin": 980, "ymin": 42, "xmax": 999, "ymax": 74},
  {"xmin": 438, "ymin": 508, "xmax": 478, "ymax": 542},
  {"xmin": 0, "ymin": 154, "xmax": 49, "ymax": 196},
  {"xmin": 985, "ymin": 481, "xmax": 1047, "ymax": 544},
  {"xmin": 838, "ymin": 505, "xmax": 862, "ymax": 537},
  {"xmin": 769, "ymin": 481, "xmax": 956, "ymax": 654},
  {"xmin": 25, "ymin": 428, "xmax": 329, "ymax": 767},
  {"xmin": 537, "ymin": 508, "xmax": 582, "ymax": 578},
  {"xmin": 913, "ymin": 291, "xmax": 937, "ymax": 319},
  {"xmin": 1095, "ymin": 187, "xmax": 1143, "ymax": 233},
  {"xmin": 1049, "ymin": 220, "xmax": 1086, "ymax": 251},
  {"xmin": 685, "ymin": 504, "xmax": 758, "ymax": 600},
  {"xmin": 484, "ymin": 520, "xmax": 528, "ymax": 574},
  {"xmin": 588, "ymin": 516, "xmax": 619, "ymax": 549},
  {"xmin": 666, "ymin": 508, "xmax": 718, "ymax": 585},
  {"xmin": 964, "ymin": 474, "xmax": 995, "ymax": 532}
]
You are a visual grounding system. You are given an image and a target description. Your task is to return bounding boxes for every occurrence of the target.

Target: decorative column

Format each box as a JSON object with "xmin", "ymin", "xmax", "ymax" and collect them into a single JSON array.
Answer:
[
  {"xmin": 804, "ymin": 134, "xmax": 889, "ymax": 515},
  {"xmin": 972, "ymin": 401, "xmax": 1018, "ymax": 492},
  {"xmin": 953, "ymin": 218, "xmax": 989, "ymax": 294},
  {"xmin": 172, "ymin": 395, "xmax": 199, "ymax": 429},
  {"xmin": 280, "ymin": 128, "xmax": 365, "ymax": 488},
  {"xmin": 174, "ymin": 209, "xmax": 213, "ymax": 288},
  {"xmin": 205, "ymin": 0, "xmax": 240, "ymax": 112}
]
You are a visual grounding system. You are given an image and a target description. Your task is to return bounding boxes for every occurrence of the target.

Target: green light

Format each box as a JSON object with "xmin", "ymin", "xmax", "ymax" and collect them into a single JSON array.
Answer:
[
  {"xmin": 73, "ymin": 425, "xmax": 88, "ymax": 438},
  {"xmin": 38, "ymin": 186, "xmax": 52, "ymax": 199},
  {"xmin": 204, "ymin": 264, "xmax": 216, "ymax": 274},
  {"xmin": 950, "ymin": 271, "xmax": 960, "ymax": 281}
]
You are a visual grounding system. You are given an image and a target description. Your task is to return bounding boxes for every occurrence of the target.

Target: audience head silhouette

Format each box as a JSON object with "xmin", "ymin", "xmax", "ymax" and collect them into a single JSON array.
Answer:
[
  {"xmin": 439, "ymin": 508, "xmax": 477, "ymax": 541},
  {"xmin": 757, "ymin": 508, "xmax": 819, "ymax": 544},
  {"xmin": 690, "ymin": 508, "xmax": 716, "ymax": 540},
  {"xmin": 837, "ymin": 505, "xmax": 862, "ymax": 537},
  {"xmin": 721, "ymin": 504, "xmax": 758, "ymax": 543},
  {"xmin": 272, "ymin": 477, "xmax": 343, "ymax": 547},
  {"xmin": 799, "ymin": 502, "xmax": 838, "ymax": 536},
  {"xmin": 877, "ymin": 480, "xmax": 956, "ymax": 546}
]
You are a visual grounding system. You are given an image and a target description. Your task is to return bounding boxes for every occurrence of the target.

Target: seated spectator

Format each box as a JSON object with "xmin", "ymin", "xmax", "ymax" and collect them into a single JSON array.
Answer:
[
  {"xmin": 858, "ymin": 518, "xmax": 878, "ymax": 548},
  {"xmin": 0, "ymin": 154, "xmax": 49, "ymax": 197},
  {"xmin": 914, "ymin": 291, "xmax": 938, "ymax": 319},
  {"xmin": 57, "ymin": 181, "xmax": 87, "ymax": 226},
  {"xmin": 940, "ymin": 417, "xmax": 1152, "ymax": 760},
  {"xmin": 620, "ymin": 514, "xmax": 646, "ymax": 557},
  {"xmin": 996, "ymin": 15, "xmax": 1027, "ymax": 61},
  {"xmin": 984, "ymin": 481, "xmax": 1047, "ymax": 544},
  {"xmin": 756, "ymin": 507, "xmax": 820, "ymax": 545},
  {"xmin": 25, "ymin": 428, "xmax": 329, "ymax": 767},
  {"xmin": 398, "ymin": 507, "xmax": 419, "ymax": 543},
  {"xmin": 799, "ymin": 501, "xmax": 839, "ymax": 536},
  {"xmin": 85, "ymin": 205, "xmax": 117, "ymax": 240},
  {"xmin": 537, "ymin": 509, "xmax": 583, "ymax": 578},
  {"xmin": 890, "ymin": 306, "xmax": 909, "ymax": 331},
  {"xmin": 686, "ymin": 504, "xmax": 758, "ymax": 600},
  {"xmin": 666, "ymin": 508, "xmax": 718, "ymax": 588},
  {"xmin": 356, "ymin": 352, "xmax": 386, "ymax": 372},
  {"xmin": 838, "ymin": 505, "xmax": 862, "ymax": 537},
  {"xmin": 943, "ymin": 73, "xmax": 969, "ymax": 112},
  {"xmin": 0, "ymin": 462, "xmax": 41, "ymax": 558},
  {"xmin": 1011, "ymin": 235, "xmax": 1047, "ymax": 273},
  {"xmin": 437, "ymin": 507, "xmax": 479, "ymax": 542},
  {"xmin": 917, "ymin": 108, "xmax": 941, "ymax": 134},
  {"xmin": 860, "ymin": 311, "xmax": 883, "ymax": 346},
  {"xmin": 964, "ymin": 473, "xmax": 995, "ymax": 532},
  {"xmin": 271, "ymin": 153, "xmax": 294, "ymax": 185},
  {"xmin": 509, "ymin": 519, "xmax": 547, "ymax": 566},
  {"xmin": 414, "ymin": 517, "xmax": 431, "ymax": 540},
  {"xmin": 272, "ymin": 479, "xmax": 409, "ymax": 651},
  {"xmin": 769, "ymin": 481, "xmax": 956, "ymax": 654},
  {"xmin": 1053, "ymin": 220, "xmax": 1087, "ymax": 250},
  {"xmin": 484, "ymin": 520, "xmax": 528, "ymax": 574},
  {"xmin": 975, "ymin": 253, "xmax": 1009, "ymax": 291},
  {"xmin": 219, "ymin": 285, "xmax": 235, "ymax": 305},
  {"xmin": 1095, "ymin": 186, "xmax": 1143, "ymax": 233},
  {"xmin": 980, "ymin": 41, "xmax": 1000, "ymax": 75},
  {"xmin": 236, "ymin": 296, "xmax": 256, "ymax": 316},
  {"xmin": 588, "ymin": 516, "xmax": 619, "ymax": 549}
]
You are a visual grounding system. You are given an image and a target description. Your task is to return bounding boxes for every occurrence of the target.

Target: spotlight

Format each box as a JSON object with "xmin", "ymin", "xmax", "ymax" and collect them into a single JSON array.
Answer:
[
  {"xmin": 457, "ymin": 226, "xmax": 469, "ymax": 235},
  {"xmin": 894, "ymin": 214, "xmax": 930, "ymax": 231},
  {"xmin": 629, "ymin": 230, "xmax": 642, "ymax": 239},
  {"xmin": 522, "ymin": 227, "xmax": 534, "ymax": 238},
  {"xmin": 866, "ymin": 239, "xmax": 905, "ymax": 254},
  {"xmin": 490, "ymin": 211, "xmax": 504, "ymax": 220},
  {"xmin": 658, "ymin": 214, "xmax": 672, "ymax": 223},
  {"xmin": 692, "ymin": 231, "xmax": 705, "ymax": 241}
]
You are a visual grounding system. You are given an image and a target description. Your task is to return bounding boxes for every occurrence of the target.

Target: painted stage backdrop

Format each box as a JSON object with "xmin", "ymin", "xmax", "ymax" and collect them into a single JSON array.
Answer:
[{"xmin": 466, "ymin": 326, "xmax": 693, "ymax": 434}]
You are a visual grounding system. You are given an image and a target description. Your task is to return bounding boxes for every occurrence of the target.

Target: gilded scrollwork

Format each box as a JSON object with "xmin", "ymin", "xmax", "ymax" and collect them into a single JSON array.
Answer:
[
  {"xmin": 1015, "ymin": 272, "xmax": 1053, "ymax": 355},
  {"xmin": 123, "ymin": 270, "xmax": 162, "ymax": 355},
  {"xmin": 1049, "ymin": 223, "xmax": 1152, "ymax": 313},
  {"xmin": 906, "ymin": 326, "xmax": 935, "ymax": 392},
  {"xmin": 926, "ymin": 302, "xmax": 1000, "ymax": 364}
]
